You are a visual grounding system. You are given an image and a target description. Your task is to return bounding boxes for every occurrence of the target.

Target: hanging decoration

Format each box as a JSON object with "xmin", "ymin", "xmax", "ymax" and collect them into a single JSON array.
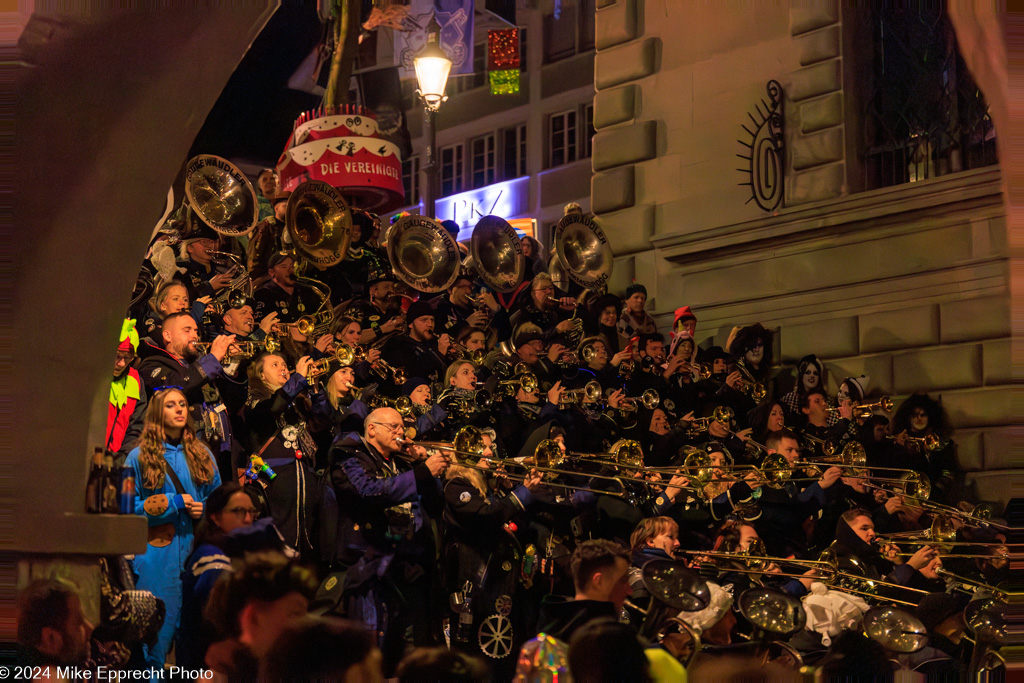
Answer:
[{"xmin": 488, "ymin": 28, "xmax": 520, "ymax": 95}]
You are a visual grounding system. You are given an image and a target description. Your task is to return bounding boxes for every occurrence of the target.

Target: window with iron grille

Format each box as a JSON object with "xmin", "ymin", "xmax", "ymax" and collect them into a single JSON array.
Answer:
[
  {"xmin": 502, "ymin": 124, "xmax": 527, "ymax": 179},
  {"xmin": 862, "ymin": 6, "xmax": 997, "ymax": 190},
  {"xmin": 402, "ymin": 155, "xmax": 420, "ymax": 206},
  {"xmin": 470, "ymin": 134, "xmax": 496, "ymax": 189},
  {"xmin": 548, "ymin": 110, "xmax": 577, "ymax": 168},
  {"xmin": 441, "ymin": 144, "xmax": 464, "ymax": 197}
]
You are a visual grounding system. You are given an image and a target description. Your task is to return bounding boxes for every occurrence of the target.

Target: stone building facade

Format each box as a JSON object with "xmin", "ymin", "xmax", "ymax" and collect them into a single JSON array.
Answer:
[{"xmin": 589, "ymin": 1, "xmax": 1015, "ymax": 506}]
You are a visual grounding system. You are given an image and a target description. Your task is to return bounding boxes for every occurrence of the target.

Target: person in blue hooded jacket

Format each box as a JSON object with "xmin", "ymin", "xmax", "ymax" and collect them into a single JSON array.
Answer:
[{"xmin": 126, "ymin": 386, "xmax": 221, "ymax": 667}]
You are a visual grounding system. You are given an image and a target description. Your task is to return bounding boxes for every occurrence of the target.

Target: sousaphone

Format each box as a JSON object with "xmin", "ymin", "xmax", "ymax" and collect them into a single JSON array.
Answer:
[
  {"xmin": 286, "ymin": 180, "xmax": 353, "ymax": 269},
  {"xmin": 388, "ymin": 215, "xmax": 460, "ymax": 292},
  {"xmin": 466, "ymin": 215, "xmax": 525, "ymax": 293},
  {"xmin": 553, "ymin": 212, "xmax": 613, "ymax": 290},
  {"xmin": 183, "ymin": 155, "xmax": 260, "ymax": 237}
]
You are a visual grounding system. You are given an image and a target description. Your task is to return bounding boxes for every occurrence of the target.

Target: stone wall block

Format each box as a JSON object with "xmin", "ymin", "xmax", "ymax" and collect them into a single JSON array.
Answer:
[
  {"xmin": 982, "ymin": 339, "xmax": 1010, "ymax": 385},
  {"xmin": 595, "ymin": 0, "xmax": 638, "ymax": 50},
  {"xmin": 592, "ymin": 165, "xmax": 635, "ymax": 214},
  {"xmin": 939, "ymin": 295, "xmax": 1011, "ymax": 343},
  {"xmin": 893, "ymin": 344, "xmax": 983, "ymax": 394},
  {"xmin": 600, "ymin": 203, "xmax": 655, "ymax": 255},
  {"xmin": 797, "ymin": 25, "xmax": 841, "ymax": 66},
  {"xmin": 592, "ymin": 120, "xmax": 657, "ymax": 171},
  {"xmin": 781, "ymin": 316, "xmax": 859, "ymax": 362},
  {"xmin": 791, "ymin": 127, "xmax": 844, "ymax": 171},
  {"xmin": 786, "ymin": 59, "xmax": 842, "ymax": 102},
  {"xmin": 966, "ymin": 471, "xmax": 1022, "ymax": 509},
  {"xmin": 594, "ymin": 85, "xmax": 637, "ymax": 129},
  {"xmin": 595, "ymin": 38, "xmax": 659, "ymax": 90},
  {"xmin": 940, "ymin": 387, "xmax": 1012, "ymax": 429},
  {"xmin": 597, "ymin": 0, "xmax": 616, "ymax": 8},
  {"xmin": 825, "ymin": 355, "xmax": 894, "ymax": 395},
  {"xmin": 859, "ymin": 304, "xmax": 940, "ymax": 354},
  {"xmin": 798, "ymin": 93, "xmax": 843, "ymax": 133},
  {"xmin": 787, "ymin": 162, "xmax": 844, "ymax": 204},
  {"xmin": 953, "ymin": 429, "xmax": 985, "ymax": 471},
  {"xmin": 791, "ymin": 3, "xmax": 839, "ymax": 36},
  {"xmin": 982, "ymin": 428, "xmax": 1016, "ymax": 470}
]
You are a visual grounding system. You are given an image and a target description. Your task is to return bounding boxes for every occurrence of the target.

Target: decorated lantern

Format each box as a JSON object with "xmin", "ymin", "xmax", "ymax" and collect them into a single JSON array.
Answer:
[{"xmin": 276, "ymin": 105, "xmax": 404, "ymax": 213}]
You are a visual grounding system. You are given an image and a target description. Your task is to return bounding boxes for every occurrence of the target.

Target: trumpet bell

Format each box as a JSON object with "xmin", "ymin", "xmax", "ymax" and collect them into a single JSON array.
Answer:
[
  {"xmin": 453, "ymin": 425, "xmax": 485, "ymax": 461},
  {"xmin": 519, "ymin": 373, "xmax": 539, "ymax": 394},
  {"xmin": 287, "ymin": 180, "xmax": 353, "ymax": 268},
  {"xmin": 394, "ymin": 396, "xmax": 413, "ymax": 417},
  {"xmin": 902, "ymin": 471, "xmax": 931, "ymax": 500},
  {"xmin": 388, "ymin": 215, "xmax": 461, "ymax": 293},
  {"xmin": 641, "ymin": 389, "xmax": 660, "ymax": 410},
  {"xmin": 553, "ymin": 213, "xmax": 613, "ymax": 290},
  {"xmin": 681, "ymin": 450, "xmax": 715, "ymax": 486},
  {"xmin": 184, "ymin": 155, "xmax": 259, "ymax": 236},
  {"xmin": 580, "ymin": 344, "xmax": 598, "ymax": 364},
  {"xmin": 469, "ymin": 215, "xmax": 525, "ymax": 293}
]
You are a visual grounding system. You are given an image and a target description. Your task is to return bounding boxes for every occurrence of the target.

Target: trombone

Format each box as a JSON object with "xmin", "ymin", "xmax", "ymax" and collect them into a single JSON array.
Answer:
[
  {"xmin": 497, "ymin": 372, "xmax": 539, "ymax": 396},
  {"xmin": 683, "ymin": 406, "xmax": 732, "ymax": 438},
  {"xmin": 734, "ymin": 360, "xmax": 767, "ymax": 401}
]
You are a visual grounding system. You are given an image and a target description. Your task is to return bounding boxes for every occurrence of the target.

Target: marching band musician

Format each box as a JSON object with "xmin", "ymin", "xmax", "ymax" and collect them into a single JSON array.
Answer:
[
  {"xmin": 137, "ymin": 311, "xmax": 237, "ymax": 481},
  {"xmin": 246, "ymin": 189, "xmax": 289, "ymax": 280},
  {"xmin": 345, "ymin": 267, "xmax": 405, "ymax": 346},
  {"xmin": 253, "ymin": 251, "xmax": 323, "ymax": 326},
  {"xmin": 243, "ymin": 353, "xmax": 337, "ymax": 568},
  {"xmin": 510, "ymin": 273, "xmax": 576, "ymax": 336},
  {"xmin": 328, "ymin": 408, "xmax": 450, "ymax": 676},
  {"xmin": 616, "ymin": 284, "xmax": 657, "ymax": 340},
  {"xmin": 442, "ymin": 428, "xmax": 543, "ymax": 673},
  {"xmin": 381, "ymin": 299, "xmax": 450, "ymax": 385},
  {"xmin": 176, "ymin": 225, "xmax": 235, "ymax": 304},
  {"xmin": 832, "ymin": 509, "xmax": 939, "ymax": 592}
]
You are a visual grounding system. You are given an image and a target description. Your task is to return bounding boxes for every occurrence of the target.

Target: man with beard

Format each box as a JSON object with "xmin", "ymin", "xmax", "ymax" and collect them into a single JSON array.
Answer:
[
  {"xmin": 346, "ymin": 269, "xmax": 406, "ymax": 345},
  {"xmin": 16, "ymin": 580, "xmax": 94, "ymax": 670},
  {"xmin": 253, "ymin": 252, "xmax": 324, "ymax": 325},
  {"xmin": 106, "ymin": 319, "xmax": 148, "ymax": 464},
  {"xmin": 138, "ymin": 312, "xmax": 237, "ymax": 479},
  {"xmin": 381, "ymin": 300, "xmax": 451, "ymax": 384}
]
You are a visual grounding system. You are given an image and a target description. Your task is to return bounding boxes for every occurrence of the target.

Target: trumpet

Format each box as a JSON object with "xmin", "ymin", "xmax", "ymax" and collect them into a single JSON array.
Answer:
[
  {"xmin": 799, "ymin": 431, "xmax": 839, "ymax": 458},
  {"xmin": 195, "ymin": 337, "xmax": 280, "ymax": 364},
  {"xmin": 619, "ymin": 389, "xmax": 660, "ymax": 412},
  {"xmin": 440, "ymin": 388, "xmax": 494, "ymax": 414},
  {"xmin": 558, "ymin": 380, "xmax": 603, "ymax": 406},
  {"xmin": 448, "ymin": 343, "xmax": 486, "ymax": 364},
  {"xmin": 334, "ymin": 343, "xmax": 367, "ymax": 366},
  {"xmin": 886, "ymin": 433, "xmax": 945, "ymax": 454},
  {"xmin": 828, "ymin": 396, "xmax": 894, "ymax": 420},
  {"xmin": 683, "ymin": 406, "xmax": 732, "ymax": 438},
  {"xmin": 498, "ymin": 372, "xmax": 539, "ymax": 395},
  {"xmin": 734, "ymin": 360, "xmax": 767, "ymax": 401},
  {"xmin": 371, "ymin": 357, "xmax": 406, "ymax": 385}
]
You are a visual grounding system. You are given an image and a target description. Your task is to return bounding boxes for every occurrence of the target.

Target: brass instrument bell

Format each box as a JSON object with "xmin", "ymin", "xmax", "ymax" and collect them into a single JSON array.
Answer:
[
  {"xmin": 183, "ymin": 155, "xmax": 259, "ymax": 237},
  {"xmin": 286, "ymin": 180, "xmax": 353, "ymax": 269},
  {"xmin": 387, "ymin": 215, "xmax": 461, "ymax": 292},
  {"xmin": 620, "ymin": 388, "xmax": 660, "ymax": 412},
  {"xmin": 467, "ymin": 215, "xmax": 525, "ymax": 293},
  {"xmin": 862, "ymin": 607, "xmax": 929, "ymax": 654},
  {"xmin": 553, "ymin": 212, "xmax": 613, "ymax": 290}
]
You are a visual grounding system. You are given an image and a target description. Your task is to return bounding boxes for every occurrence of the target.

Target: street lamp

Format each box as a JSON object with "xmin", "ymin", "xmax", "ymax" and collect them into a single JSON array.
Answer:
[{"xmin": 414, "ymin": 15, "xmax": 452, "ymax": 219}]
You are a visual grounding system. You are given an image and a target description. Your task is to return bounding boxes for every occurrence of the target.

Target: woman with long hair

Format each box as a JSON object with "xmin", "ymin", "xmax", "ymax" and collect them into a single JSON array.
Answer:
[
  {"xmin": 243, "ymin": 353, "xmax": 336, "ymax": 566},
  {"xmin": 125, "ymin": 387, "xmax": 221, "ymax": 667},
  {"xmin": 177, "ymin": 482, "xmax": 258, "ymax": 669}
]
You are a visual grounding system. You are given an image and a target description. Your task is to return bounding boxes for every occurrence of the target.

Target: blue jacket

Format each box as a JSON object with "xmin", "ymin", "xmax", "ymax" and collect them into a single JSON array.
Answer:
[{"xmin": 126, "ymin": 441, "xmax": 222, "ymax": 591}]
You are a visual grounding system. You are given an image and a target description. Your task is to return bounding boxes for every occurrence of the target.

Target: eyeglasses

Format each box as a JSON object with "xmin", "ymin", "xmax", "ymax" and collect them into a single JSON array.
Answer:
[
  {"xmin": 227, "ymin": 507, "xmax": 259, "ymax": 518},
  {"xmin": 371, "ymin": 422, "xmax": 403, "ymax": 433}
]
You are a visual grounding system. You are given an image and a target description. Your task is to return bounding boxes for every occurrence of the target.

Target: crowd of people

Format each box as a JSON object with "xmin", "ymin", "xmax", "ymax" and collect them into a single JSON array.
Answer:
[{"xmin": 16, "ymin": 186, "xmax": 1010, "ymax": 681}]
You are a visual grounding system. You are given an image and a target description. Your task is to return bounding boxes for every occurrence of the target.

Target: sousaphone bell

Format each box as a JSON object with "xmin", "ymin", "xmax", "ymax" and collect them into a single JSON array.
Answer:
[
  {"xmin": 553, "ymin": 212, "xmax": 613, "ymax": 291},
  {"xmin": 388, "ymin": 215, "xmax": 461, "ymax": 292},
  {"xmin": 466, "ymin": 215, "xmax": 525, "ymax": 293},
  {"xmin": 183, "ymin": 155, "xmax": 260, "ymax": 237},
  {"xmin": 286, "ymin": 180, "xmax": 353, "ymax": 269}
]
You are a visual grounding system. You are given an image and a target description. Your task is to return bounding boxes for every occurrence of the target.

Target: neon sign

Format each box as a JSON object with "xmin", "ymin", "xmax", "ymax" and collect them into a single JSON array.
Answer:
[{"xmin": 435, "ymin": 176, "xmax": 530, "ymax": 240}]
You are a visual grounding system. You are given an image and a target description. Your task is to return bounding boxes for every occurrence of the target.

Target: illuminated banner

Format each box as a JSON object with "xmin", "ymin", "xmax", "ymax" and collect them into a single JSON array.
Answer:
[{"xmin": 435, "ymin": 177, "xmax": 530, "ymax": 240}]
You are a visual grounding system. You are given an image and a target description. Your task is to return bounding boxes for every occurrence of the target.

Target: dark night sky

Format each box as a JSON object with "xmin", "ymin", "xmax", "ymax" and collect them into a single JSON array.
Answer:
[{"xmin": 188, "ymin": 5, "xmax": 324, "ymax": 170}]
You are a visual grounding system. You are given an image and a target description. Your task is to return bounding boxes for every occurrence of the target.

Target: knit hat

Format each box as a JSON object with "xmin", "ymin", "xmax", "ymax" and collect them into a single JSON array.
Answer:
[
  {"xmin": 118, "ymin": 318, "xmax": 139, "ymax": 352},
  {"xmin": 673, "ymin": 306, "xmax": 696, "ymax": 329},
  {"xmin": 625, "ymin": 283, "xmax": 647, "ymax": 299},
  {"xmin": 915, "ymin": 592, "xmax": 969, "ymax": 632},
  {"xmin": 676, "ymin": 582, "xmax": 733, "ymax": 634},
  {"xmin": 268, "ymin": 251, "xmax": 295, "ymax": 270},
  {"xmin": 405, "ymin": 299, "xmax": 435, "ymax": 323},
  {"xmin": 402, "ymin": 377, "xmax": 430, "ymax": 396},
  {"xmin": 842, "ymin": 375, "xmax": 869, "ymax": 403},
  {"xmin": 440, "ymin": 219, "xmax": 461, "ymax": 238}
]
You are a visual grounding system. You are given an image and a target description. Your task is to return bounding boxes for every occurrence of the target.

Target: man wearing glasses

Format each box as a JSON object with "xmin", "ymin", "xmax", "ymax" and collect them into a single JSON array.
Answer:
[{"xmin": 329, "ymin": 407, "xmax": 450, "ymax": 676}]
